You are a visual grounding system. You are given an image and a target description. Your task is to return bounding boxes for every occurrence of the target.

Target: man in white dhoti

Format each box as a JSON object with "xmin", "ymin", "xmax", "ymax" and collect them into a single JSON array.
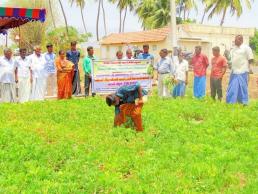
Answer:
[
  {"xmin": 0, "ymin": 48, "xmax": 17, "ymax": 103},
  {"xmin": 15, "ymin": 48, "xmax": 32, "ymax": 103},
  {"xmin": 29, "ymin": 46, "xmax": 47, "ymax": 101}
]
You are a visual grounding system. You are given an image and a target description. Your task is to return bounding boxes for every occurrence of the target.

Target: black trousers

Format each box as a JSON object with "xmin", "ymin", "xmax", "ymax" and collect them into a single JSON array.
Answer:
[
  {"xmin": 72, "ymin": 70, "xmax": 81, "ymax": 95},
  {"xmin": 210, "ymin": 77, "xmax": 222, "ymax": 100},
  {"xmin": 84, "ymin": 74, "xmax": 95, "ymax": 97}
]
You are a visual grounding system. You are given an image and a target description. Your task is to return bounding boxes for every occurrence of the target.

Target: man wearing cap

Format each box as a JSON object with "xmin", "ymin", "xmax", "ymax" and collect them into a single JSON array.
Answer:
[
  {"xmin": 106, "ymin": 82, "xmax": 147, "ymax": 132},
  {"xmin": 44, "ymin": 43, "xmax": 56, "ymax": 97}
]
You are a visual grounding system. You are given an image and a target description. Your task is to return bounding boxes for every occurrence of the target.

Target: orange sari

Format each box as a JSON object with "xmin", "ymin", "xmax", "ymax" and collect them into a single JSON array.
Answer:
[{"xmin": 55, "ymin": 57, "xmax": 74, "ymax": 99}]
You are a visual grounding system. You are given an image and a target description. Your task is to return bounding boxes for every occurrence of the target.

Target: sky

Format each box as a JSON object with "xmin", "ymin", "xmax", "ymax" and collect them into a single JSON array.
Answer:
[{"xmin": 1, "ymin": 0, "xmax": 258, "ymax": 42}]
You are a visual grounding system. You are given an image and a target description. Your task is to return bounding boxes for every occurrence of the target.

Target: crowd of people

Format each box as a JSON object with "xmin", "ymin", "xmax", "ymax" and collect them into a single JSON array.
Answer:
[
  {"xmin": 154, "ymin": 35, "xmax": 256, "ymax": 105},
  {"xmin": 0, "ymin": 41, "xmax": 88, "ymax": 103},
  {"xmin": 0, "ymin": 35, "xmax": 257, "ymax": 108},
  {"xmin": 0, "ymin": 34, "xmax": 257, "ymax": 131}
]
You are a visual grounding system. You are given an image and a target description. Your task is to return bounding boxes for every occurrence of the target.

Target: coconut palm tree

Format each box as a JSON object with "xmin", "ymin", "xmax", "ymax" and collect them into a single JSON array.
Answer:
[
  {"xmin": 109, "ymin": 0, "xmax": 135, "ymax": 33},
  {"xmin": 205, "ymin": 0, "xmax": 253, "ymax": 26},
  {"xmin": 101, "ymin": 0, "xmax": 107, "ymax": 36},
  {"xmin": 70, "ymin": 0, "xmax": 87, "ymax": 33},
  {"xmin": 136, "ymin": 0, "xmax": 197, "ymax": 30},
  {"xmin": 96, "ymin": 0, "xmax": 102, "ymax": 40},
  {"xmin": 58, "ymin": 0, "xmax": 69, "ymax": 35},
  {"xmin": 49, "ymin": 0, "xmax": 56, "ymax": 28}
]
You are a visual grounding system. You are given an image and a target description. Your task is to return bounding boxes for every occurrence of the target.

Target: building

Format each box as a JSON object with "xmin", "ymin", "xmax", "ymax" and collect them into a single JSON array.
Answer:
[{"xmin": 100, "ymin": 24, "xmax": 255, "ymax": 60}]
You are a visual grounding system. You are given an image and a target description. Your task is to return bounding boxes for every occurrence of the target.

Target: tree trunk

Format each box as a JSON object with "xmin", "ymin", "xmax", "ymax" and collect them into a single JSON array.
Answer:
[
  {"xmin": 187, "ymin": 10, "xmax": 190, "ymax": 19},
  {"xmin": 58, "ymin": 0, "xmax": 69, "ymax": 36},
  {"xmin": 201, "ymin": 10, "xmax": 206, "ymax": 24},
  {"xmin": 183, "ymin": 7, "xmax": 186, "ymax": 21},
  {"xmin": 220, "ymin": 8, "xmax": 227, "ymax": 26},
  {"xmin": 119, "ymin": 8, "xmax": 122, "ymax": 33},
  {"xmin": 49, "ymin": 0, "xmax": 56, "ymax": 28},
  {"xmin": 80, "ymin": 3, "xmax": 87, "ymax": 34},
  {"xmin": 122, "ymin": 7, "xmax": 128, "ymax": 32},
  {"xmin": 96, "ymin": 0, "xmax": 101, "ymax": 41},
  {"xmin": 101, "ymin": 0, "xmax": 107, "ymax": 36}
]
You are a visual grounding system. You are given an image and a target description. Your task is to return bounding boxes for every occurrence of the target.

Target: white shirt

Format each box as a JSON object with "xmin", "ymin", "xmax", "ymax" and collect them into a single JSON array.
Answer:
[
  {"xmin": 230, "ymin": 44, "xmax": 254, "ymax": 74},
  {"xmin": 0, "ymin": 57, "xmax": 16, "ymax": 83},
  {"xmin": 174, "ymin": 59, "xmax": 189, "ymax": 82},
  {"xmin": 15, "ymin": 56, "xmax": 31, "ymax": 78},
  {"xmin": 29, "ymin": 53, "xmax": 47, "ymax": 78}
]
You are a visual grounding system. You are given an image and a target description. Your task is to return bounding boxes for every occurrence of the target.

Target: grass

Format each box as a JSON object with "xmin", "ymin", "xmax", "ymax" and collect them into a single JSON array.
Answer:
[{"xmin": 0, "ymin": 96, "xmax": 257, "ymax": 193}]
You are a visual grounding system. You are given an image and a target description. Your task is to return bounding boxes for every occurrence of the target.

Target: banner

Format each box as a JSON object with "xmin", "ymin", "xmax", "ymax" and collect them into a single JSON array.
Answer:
[{"xmin": 92, "ymin": 60, "xmax": 152, "ymax": 94}]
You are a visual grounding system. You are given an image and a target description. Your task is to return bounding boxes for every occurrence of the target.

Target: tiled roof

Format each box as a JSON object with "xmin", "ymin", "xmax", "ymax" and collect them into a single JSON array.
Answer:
[{"xmin": 101, "ymin": 26, "xmax": 170, "ymax": 45}]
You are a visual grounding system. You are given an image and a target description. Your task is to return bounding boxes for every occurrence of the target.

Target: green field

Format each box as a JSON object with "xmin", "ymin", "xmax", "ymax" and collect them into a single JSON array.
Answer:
[{"xmin": 0, "ymin": 96, "xmax": 257, "ymax": 193}]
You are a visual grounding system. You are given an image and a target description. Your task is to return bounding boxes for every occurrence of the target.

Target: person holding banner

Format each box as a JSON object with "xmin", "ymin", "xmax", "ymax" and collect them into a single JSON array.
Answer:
[
  {"xmin": 123, "ymin": 49, "xmax": 134, "ymax": 60},
  {"xmin": 83, "ymin": 46, "xmax": 96, "ymax": 97},
  {"xmin": 106, "ymin": 82, "xmax": 147, "ymax": 132},
  {"xmin": 116, "ymin": 51, "xmax": 123, "ymax": 60},
  {"xmin": 154, "ymin": 49, "xmax": 175, "ymax": 97},
  {"xmin": 55, "ymin": 50, "xmax": 74, "ymax": 99},
  {"xmin": 137, "ymin": 44, "xmax": 154, "ymax": 61}
]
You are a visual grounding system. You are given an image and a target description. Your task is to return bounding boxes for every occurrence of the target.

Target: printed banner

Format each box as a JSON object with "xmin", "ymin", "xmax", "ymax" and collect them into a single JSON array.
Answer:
[{"xmin": 92, "ymin": 60, "xmax": 152, "ymax": 94}]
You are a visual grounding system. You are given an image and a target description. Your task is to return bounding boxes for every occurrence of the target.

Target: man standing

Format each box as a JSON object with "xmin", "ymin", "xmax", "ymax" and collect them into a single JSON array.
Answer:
[
  {"xmin": 191, "ymin": 46, "xmax": 209, "ymax": 98},
  {"xmin": 154, "ymin": 49, "xmax": 174, "ymax": 97},
  {"xmin": 66, "ymin": 41, "xmax": 81, "ymax": 95},
  {"xmin": 123, "ymin": 49, "xmax": 134, "ymax": 60},
  {"xmin": 116, "ymin": 50, "xmax": 123, "ymax": 60},
  {"xmin": 44, "ymin": 43, "xmax": 56, "ymax": 97},
  {"xmin": 82, "ymin": 46, "xmax": 96, "ymax": 97},
  {"xmin": 0, "ymin": 48, "xmax": 17, "ymax": 103},
  {"xmin": 226, "ymin": 35, "xmax": 254, "ymax": 105},
  {"xmin": 137, "ymin": 44, "xmax": 154, "ymax": 61},
  {"xmin": 15, "ymin": 48, "xmax": 32, "ymax": 103},
  {"xmin": 106, "ymin": 82, "xmax": 147, "ymax": 132},
  {"xmin": 173, "ymin": 51, "xmax": 189, "ymax": 98},
  {"xmin": 210, "ymin": 47, "xmax": 227, "ymax": 101},
  {"xmin": 30, "ymin": 46, "xmax": 47, "ymax": 101}
]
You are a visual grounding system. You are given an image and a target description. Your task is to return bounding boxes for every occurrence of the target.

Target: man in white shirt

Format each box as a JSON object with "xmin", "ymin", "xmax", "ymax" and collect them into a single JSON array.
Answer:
[
  {"xmin": 154, "ymin": 49, "xmax": 175, "ymax": 97},
  {"xmin": 44, "ymin": 43, "xmax": 56, "ymax": 97},
  {"xmin": 0, "ymin": 48, "xmax": 17, "ymax": 103},
  {"xmin": 172, "ymin": 51, "xmax": 189, "ymax": 98},
  {"xmin": 30, "ymin": 46, "xmax": 47, "ymax": 101},
  {"xmin": 15, "ymin": 48, "xmax": 32, "ymax": 103},
  {"xmin": 123, "ymin": 49, "xmax": 134, "ymax": 60},
  {"xmin": 226, "ymin": 35, "xmax": 254, "ymax": 105}
]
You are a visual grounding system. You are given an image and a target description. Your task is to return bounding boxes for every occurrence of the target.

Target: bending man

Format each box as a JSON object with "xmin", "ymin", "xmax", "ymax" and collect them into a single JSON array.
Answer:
[{"xmin": 106, "ymin": 83, "xmax": 147, "ymax": 132}]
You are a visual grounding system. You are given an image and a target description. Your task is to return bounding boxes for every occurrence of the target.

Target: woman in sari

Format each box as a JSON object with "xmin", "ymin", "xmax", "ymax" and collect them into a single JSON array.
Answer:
[{"xmin": 55, "ymin": 50, "xmax": 74, "ymax": 99}]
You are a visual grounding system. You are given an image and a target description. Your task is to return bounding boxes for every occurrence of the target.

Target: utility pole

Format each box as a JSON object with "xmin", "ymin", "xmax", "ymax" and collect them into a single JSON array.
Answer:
[{"xmin": 170, "ymin": 0, "xmax": 178, "ymax": 50}]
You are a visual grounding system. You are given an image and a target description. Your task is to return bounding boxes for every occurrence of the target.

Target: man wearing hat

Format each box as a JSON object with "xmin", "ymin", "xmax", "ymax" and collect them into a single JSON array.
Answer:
[
  {"xmin": 106, "ymin": 82, "xmax": 148, "ymax": 132},
  {"xmin": 44, "ymin": 43, "xmax": 56, "ymax": 97}
]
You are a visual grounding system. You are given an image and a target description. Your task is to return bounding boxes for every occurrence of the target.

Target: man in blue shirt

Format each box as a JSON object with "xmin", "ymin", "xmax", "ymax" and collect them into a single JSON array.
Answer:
[
  {"xmin": 154, "ymin": 49, "xmax": 175, "ymax": 97},
  {"xmin": 66, "ymin": 41, "xmax": 81, "ymax": 95},
  {"xmin": 106, "ymin": 82, "xmax": 147, "ymax": 131},
  {"xmin": 44, "ymin": 43, "xmax": 56, "ymax": 97},
  {"xmin": 137, "ymin": 44, "xmax": 154, "ymax": 61}
]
